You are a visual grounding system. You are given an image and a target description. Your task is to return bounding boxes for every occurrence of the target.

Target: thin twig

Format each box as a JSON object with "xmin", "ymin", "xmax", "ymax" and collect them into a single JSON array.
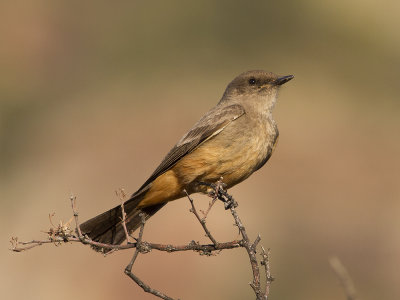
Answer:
[
  {"xmin": 116, "ymin": 188, "xmax": 131, "ymax": 242},
  {"xmin": 124, "ymin": 214, "xmax": 176, "ymax": 300},
  {"xmin": 261, "ymin": 247, "xmax": 273, "ymax": 299},
  {"xmin": 330, "ymin": 256, "xmax": 359, "ymax": 300},
  {"xmin": 230, "ymin": 204, "xmax": 262, "ymax": 299},
  {"xmin": 126, "ymin": 214, "xmax": 145, "ymax": 270},
  {"xmin": 185, "ymin": 190, "xmax": 218, "ymax": 247},
  {"xmin": 200, "ymin": 197, "xmax": 218, "ymax": 219},
  {"xmin": 11, "ymin": 235, "xmax": 241, "ymax": 253},
  {"xmin": 215, "ymin": 188, "xmax": 265, "ymax": 300},
  {"xmin": 252, "ymin": 234, "xmax": 262, "ymax": 252},
  {"xmin": 200, "ymin": 178, "xmax": 225, "ymax": 218},
  {"xmin": 70, "ymin": 195, "xmax": 83, "ymax": 239}
]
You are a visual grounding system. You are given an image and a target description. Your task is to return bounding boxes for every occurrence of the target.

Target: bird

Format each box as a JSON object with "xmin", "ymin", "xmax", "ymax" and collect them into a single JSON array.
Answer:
[{"xmin": 80, "ymin": 70, "xmax": 294, "ymax": 252}]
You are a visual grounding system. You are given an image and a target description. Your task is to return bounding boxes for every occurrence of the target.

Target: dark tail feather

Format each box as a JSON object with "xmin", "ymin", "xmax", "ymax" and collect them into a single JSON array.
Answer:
[{"xmin": 80, "ymin": 194, "xmax": 165, "ymax": 253}]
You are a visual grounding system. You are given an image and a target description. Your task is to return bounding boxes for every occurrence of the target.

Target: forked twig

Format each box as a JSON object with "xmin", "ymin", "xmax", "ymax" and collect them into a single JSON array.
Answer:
[
  {"xmin": 116, "ymin": 188, "xmax": 131, "ymax": 243},
  {"xmin": 200, "ymin": 197, "xmax": 218, "ymax": 219},
  {"xmin": 185, "ymin": 189, "xmax": 218, "ymax": 247},
  {"xmin": 226, "ymin": 194, "xmax": 263, "ymax": 299},
  {"xmin": 124, "ymin": 214, "xmax": 175, "ymax": 300},
  {"xmin": 261, "ymin": 246, "xmax": 274, "ymax": 299},
  {"xmin": 70, "ymin": 195, "xmax": 83, "ymax": 240}
]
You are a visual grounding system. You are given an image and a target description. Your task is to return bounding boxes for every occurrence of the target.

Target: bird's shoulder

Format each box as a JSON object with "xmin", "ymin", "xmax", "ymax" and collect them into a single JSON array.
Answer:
[
  {"xmin": 132, "ymin": 104, "xmax": 245, "ymax": 196},
  {"xmin": 177, "ymin": 103, "xmax": 245, "ymax": 146}
]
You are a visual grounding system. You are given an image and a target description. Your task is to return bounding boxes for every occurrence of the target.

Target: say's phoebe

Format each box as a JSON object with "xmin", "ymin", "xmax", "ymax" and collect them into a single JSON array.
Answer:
[{"xmin": 80, "ymin": 70, "xmax": 294, "ymax": 251}]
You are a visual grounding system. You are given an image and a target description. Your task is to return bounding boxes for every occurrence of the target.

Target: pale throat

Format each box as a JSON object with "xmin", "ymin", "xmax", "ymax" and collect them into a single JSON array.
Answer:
[{"xmin": 250, "ymin": 92, "xmax": 278, "ymax": 119}]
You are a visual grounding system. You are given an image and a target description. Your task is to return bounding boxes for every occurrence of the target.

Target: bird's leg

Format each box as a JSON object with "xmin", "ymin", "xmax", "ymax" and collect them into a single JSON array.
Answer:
[
  {"xmin": 198, "ymin": 180, "xmax": 238, "ymax": 210},
  {"xmin": 216, "ymin": 187, "xmax": 238, "ymax": 210}
]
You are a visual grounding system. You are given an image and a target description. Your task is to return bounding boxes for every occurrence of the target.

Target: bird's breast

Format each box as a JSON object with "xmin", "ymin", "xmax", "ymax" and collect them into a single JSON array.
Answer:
[{"xmin": 173, "ymin": 115, "xmax": 278, "ymax": 193}]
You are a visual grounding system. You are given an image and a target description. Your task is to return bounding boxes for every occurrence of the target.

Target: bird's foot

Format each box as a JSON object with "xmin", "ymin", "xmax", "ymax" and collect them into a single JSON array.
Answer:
[
  {"xmin": 201, "ymin": 180, "xmax": 237, "ymax": 210},
  {"xmin": 218, "ymin": 188, "xmax": 238, "ymax": 210}
]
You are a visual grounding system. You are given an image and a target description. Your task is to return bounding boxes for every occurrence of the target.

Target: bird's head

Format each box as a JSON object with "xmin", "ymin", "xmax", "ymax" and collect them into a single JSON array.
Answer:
[{"xmin": 220, "ymin": 70, "xmax": 294, "ymax": 112}]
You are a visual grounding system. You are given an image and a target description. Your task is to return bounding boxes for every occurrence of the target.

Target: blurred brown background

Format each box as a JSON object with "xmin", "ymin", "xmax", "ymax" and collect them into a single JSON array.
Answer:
[{"xmin": 1, "ymin": 1, "xmax": 399, "ymax": 299}]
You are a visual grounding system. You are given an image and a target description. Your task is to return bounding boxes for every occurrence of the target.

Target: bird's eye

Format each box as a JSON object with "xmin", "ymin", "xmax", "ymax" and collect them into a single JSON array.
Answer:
[{"xmin": 248, "ymin": 78, "xmax": 256, "ymax": 85}]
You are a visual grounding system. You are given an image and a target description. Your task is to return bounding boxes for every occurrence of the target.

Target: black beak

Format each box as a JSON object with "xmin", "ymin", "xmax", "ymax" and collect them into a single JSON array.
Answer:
[{"xmin": 274, "ymin": 75, "xmax": 294, "ymax": 86}]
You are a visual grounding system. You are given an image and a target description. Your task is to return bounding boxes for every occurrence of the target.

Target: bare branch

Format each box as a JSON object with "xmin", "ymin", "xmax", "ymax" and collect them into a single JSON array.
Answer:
[
  {"xmin": 213, "ymin": 186, "xmax": 268, "ymax": 300},
  {"xmin": 200, "ymin": 196, "xmax": 218, "ymax": 219},
  {"xmin": 70, "ymin": 195, "xmax": 83, "ymax": 239},
  {"xmin": 116, "ymin": 188, "xmax": 131, "ymax": 243},
  {"xmin": 11, "ymin": 182, "xmax": 273, "ymax": 300},
  {"xmin": 252, "ymin": 234, "xmax": 261, "ymax": 252},
  {"xmin": 260, "ymin": 247, "xmax": 274, "ymax": 299},
  {"xmin": 124, "ymin": 214, "xmax": 176, "ymax": 300},
  {"xmin": 230, "ymin": 203, "xmax": 262, "ymax": 298},
  {"xmin": 10, "ymin": 234, "xmax": 241, "ymax": 254},
  {"xmin": 185, "ymin": 190, "xmax": 218, "ymax": 247}
]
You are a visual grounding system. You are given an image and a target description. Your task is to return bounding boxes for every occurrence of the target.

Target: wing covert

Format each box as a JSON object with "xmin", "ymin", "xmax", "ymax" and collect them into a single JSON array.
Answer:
[{"xmin": 133, "ymin": 104, "xmax": 245, "ymax": 195}]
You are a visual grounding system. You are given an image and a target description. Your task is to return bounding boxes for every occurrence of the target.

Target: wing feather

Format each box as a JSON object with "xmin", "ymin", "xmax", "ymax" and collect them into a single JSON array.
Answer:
[{"xmin": 132, "ymin": 104, "xmax": 245, "ymax": 195}]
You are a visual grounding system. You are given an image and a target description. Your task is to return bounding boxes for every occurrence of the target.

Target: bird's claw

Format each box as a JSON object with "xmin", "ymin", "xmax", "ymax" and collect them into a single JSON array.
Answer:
[
  {"xmin": 215, "ymin": 186, "xmax": 237, "ymax": 210},
  {"xmin": 199, "ymin": 181, "xmax": 238, "ymax": 209}
]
